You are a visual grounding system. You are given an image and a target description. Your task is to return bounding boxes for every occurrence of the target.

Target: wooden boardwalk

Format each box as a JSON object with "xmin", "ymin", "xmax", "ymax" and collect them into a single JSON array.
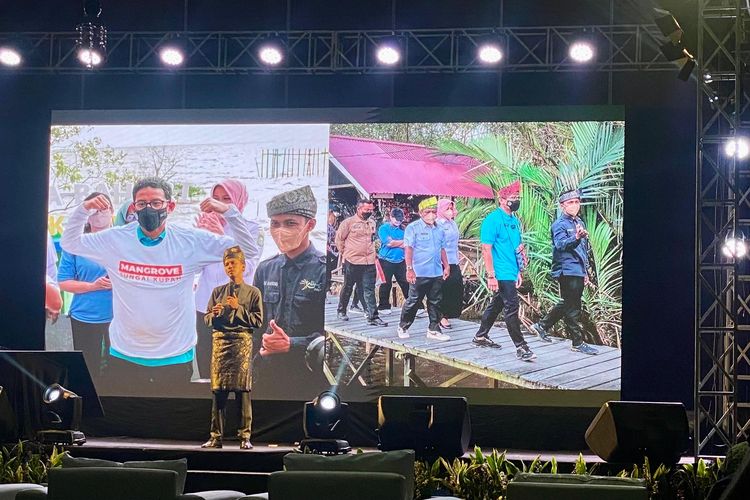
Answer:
[{"xmin": 324, "ymin": 301, "xmax": 620, "ymax": 390}]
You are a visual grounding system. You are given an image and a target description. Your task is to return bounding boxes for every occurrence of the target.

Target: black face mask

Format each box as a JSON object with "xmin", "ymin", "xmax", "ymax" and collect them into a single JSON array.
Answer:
[
  {"xmin": 361, "ymin": 211, "xmax": 373, "ymax": 220},
  {"xmin": 136, "ymin": 207, "xmax": 168, "ymax": 232},
  {"xmin": 507, "ymin": 200, "xmax": 521, "ymax": 212}
]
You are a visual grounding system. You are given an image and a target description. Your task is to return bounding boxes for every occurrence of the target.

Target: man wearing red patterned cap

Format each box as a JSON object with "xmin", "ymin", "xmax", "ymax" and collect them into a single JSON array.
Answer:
[{"xmin": 471, "ymin": 180, "xmax": 536, "ymax": 362}]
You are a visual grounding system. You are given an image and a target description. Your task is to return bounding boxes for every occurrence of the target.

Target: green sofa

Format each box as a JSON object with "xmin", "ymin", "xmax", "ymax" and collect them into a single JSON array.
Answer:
[
  {"xmin": 506, "ymin": 472, "xmax": 648, "ymax": 500},
  {"xmin": 15, "ymin": 467, "xmax": 245, "ymax": 500}
]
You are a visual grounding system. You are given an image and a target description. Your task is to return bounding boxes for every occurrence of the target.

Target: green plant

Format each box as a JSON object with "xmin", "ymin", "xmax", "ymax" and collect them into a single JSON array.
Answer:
[
  {"xmin": 0, "ymin": 441, "xmax": 63, "ymax": 484},
  {"xmin": 414, "ymin": 459, "xmax": 442, "ymax": 500}
]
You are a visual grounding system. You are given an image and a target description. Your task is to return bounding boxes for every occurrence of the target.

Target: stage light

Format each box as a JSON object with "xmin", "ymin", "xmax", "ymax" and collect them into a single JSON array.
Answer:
[
  {"xmin": 654, "ymin": 8, "xmax": 695, "ymax": 81},
  {"xmin": 478, "ymin": 43, "xmax": 503, "ymax": 64},
  {"xmin": 160, "ymin": 46, "xmax": 185, "ymax": 66},
  {"xmin": 300, "ymin": 390, "xmax": 350, "ymax": 455},
  {"xmin": 724, "ymin": 138, "xmax": 750, "ymax": 159},
  {"xmin": 722, "ymin": 237, "xmax": 747, "ymax": 259},
  {"xmin": 75, "ymin": 0, "xmax": 107, "ymax": 69},
  {"xmin": 257, "ymin": 38, "xmax": 284, "ymax": 66},
  {"xmin": 38, "ymin": 383, "xmax": 86, "ymax": 446},
  {"xmin": 704, "ymin": 72, "xmax": 713, "ymax": 83},
  {"xmin": 376, "ymin": 37, "xmax": 402, "ymax": 66},
  {"xmin": 569, "ymin": 41, "xmax": 595, "ymax": 63},
  {"xmin": 0, "ymin": 47, "xmax": 22, "ymax": 67}
]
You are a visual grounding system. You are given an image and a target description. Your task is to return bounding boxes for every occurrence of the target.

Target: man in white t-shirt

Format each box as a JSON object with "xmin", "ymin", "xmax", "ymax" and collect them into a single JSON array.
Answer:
[{"xmin": 61, "ymin": 177, "xmax": 259, "ymax": 394}]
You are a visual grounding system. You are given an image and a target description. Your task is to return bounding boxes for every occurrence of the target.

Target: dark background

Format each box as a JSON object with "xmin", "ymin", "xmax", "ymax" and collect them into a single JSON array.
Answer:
[{"xmin": 0, "ymin": 0, "xmax": 696, "ymax": 447}]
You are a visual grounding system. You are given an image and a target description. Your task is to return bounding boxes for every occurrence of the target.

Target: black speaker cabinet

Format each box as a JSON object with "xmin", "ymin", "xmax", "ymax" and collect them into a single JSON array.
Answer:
[
  {"xmin": 377, "ymin": 395, "xmax": 471, "ymax": 461},
  {"xmin": 585, "ymin": 401, "xmax": 689, "ymax": 464}
]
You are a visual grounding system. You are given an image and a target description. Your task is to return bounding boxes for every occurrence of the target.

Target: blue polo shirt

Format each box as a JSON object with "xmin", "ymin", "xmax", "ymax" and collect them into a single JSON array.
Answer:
[
  {"xmin": 378, "ymin": 223, "xmax": 406, "ymax": 263},
  {"xmin": 480, "ymin": 208, "xmax": 522, "ymax": 281},
  {"xmin": 403, "ymin": 219, "xmax": 446, "ymax": 278},
  {"xmin": 438, "ymin": 218, "xmax": 460, "ymax": 265},
  {"xmin": 57, "ymin": 250, "xmax": 113, "ymax": 323}
]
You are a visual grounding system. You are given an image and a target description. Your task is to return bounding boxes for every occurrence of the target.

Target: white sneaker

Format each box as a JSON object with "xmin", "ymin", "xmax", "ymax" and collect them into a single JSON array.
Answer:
[
  {"xmin": 380, "ymin": 308, "xmax": 392, "ymax": 316},
  {"xmin": 426, "ymin": 330, "xmax": 451, "ymax": 341},
  {"xmin": 397, "ymin": 327, "xmax": 410, "ymax": 339}
]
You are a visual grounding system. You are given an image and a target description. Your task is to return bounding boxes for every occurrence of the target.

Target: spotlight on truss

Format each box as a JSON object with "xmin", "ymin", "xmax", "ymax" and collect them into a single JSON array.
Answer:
[
  {"xmin": 376, "ymin": 36, "xmax": 402, "ymax": 66},
  {"xmin": 569, "ymin": 40, "xmax": 595, "ymax": 63},
  {"xmin": 654, "ymin": 8, "xmax": 695, "ymax": 81},
  {"xmin": 257, "ymin": 37, "xmax": 284, "ymax": 66},
  {"xmin": 159, "ymin": 45, "xmax": 185, "ymax": 66},
  {"xmin": 75, "ymin": 0, "xmax": 107, "ymax": 68},
  {"xmin": 0, "ymin": 46, "xmax": 22, "ymax": 67}
]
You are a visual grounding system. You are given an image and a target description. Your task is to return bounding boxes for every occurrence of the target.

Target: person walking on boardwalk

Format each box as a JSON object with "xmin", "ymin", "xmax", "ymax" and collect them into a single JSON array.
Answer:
[
  {"xmin": 529, "ymin": 189, "xmax": 598, "ymax": 355},
  {"xmin": 335, "ymin": 199, "xmax": 388, "ymax": 326},
  {"xmin": 471, "ymin": 180, "xmax": 536, "ymax": 362},
  {"xmin": 377, "ymin": 207, "xmax": 410, "ymax": 315},
  {"xmin": 397, "ymin": 197, "xmax": 451, "ymax": 341},
  {"xmin": 436, "ymin": 198, "xmax": 463, "ymax": 329}
]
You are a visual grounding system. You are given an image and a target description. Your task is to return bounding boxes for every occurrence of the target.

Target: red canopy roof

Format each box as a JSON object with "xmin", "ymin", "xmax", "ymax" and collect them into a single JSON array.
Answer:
[{"xmin": 329, "ymin": 135, "xmax": 494, "ymax": 199}]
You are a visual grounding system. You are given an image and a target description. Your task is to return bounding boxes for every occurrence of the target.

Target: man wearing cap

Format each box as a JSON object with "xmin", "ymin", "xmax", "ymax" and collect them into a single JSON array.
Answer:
[
  {"xmin": 472, "ymin": 180, "xmax": 536, "ymax": 362},
  {"xmin": 529, "ymin": 189, "xmax": 599, "ymax": 355},
  {"xmin": 397, "ymin": 197, "xmax": 451, "ymax": 341},
  {"xmin": 377, "ymin": 207, "xmax": 410, "ymax": 315},
  {"xmin": 335, "ymin": 199, "xmax": 388, "ymax": 326},
  {"xmin": 252, "ymin": 185, "xmax": 330, "ymax": 399}
]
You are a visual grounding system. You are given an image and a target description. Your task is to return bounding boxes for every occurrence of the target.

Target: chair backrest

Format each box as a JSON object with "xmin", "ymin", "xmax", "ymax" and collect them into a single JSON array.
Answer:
[
  {"xmin": 268, "ymin": 471, "xmax": 407, "ymax": 500},
  {"xmin": 47, "ymin": 467, "xmax": 178, "ymax": 500}
]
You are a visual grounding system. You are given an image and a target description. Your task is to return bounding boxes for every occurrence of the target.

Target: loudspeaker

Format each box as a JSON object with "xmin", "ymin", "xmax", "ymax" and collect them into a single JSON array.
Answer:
[
  {"xmin": 585, "ymin": 401, "xmax": 689, "ymax": 464},
  {"xmin": 377, "ymin": 395, "xmax": 471, "ymax": 461}
]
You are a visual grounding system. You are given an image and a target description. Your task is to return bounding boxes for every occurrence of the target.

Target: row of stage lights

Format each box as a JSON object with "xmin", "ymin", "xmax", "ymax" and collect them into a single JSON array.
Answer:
[{"xmin": 0, "ymin": 37, "xmax": 598, "ymax": 69}]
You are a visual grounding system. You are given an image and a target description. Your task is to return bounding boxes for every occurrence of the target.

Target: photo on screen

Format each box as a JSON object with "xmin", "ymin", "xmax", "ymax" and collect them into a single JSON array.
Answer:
[
  {"xmin": 325, "ymin": 120, "xmax": 623, "ymax": 394},
  {"xmin": 45, "ymin": 123, "xmax": 330, "ymax": 398}
]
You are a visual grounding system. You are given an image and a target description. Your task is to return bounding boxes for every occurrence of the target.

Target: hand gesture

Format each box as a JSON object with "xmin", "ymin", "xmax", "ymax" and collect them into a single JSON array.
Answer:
[
  {"xmin": 225, "ymin": 294, "xmax": 239, "ymax": 310},
  {"xmin": 575, "ymin": 223, "xmax": 588, "ymax": 240},
  {"xmin": 211, "ymin": 303, "xmax": 225, "ymax": 316},
  {"xmin": 260, "ymin": 320, "xmax": 291, "ymax": 356},
  {"xmin": 200, "ymin": 197, "xmax": 230, "ymax": 214},
  {"xmin": 406, "ymin": 269, "xmax": 416, "ymax": 284},
  {"xmin": 83, "ymin": 194, "xmax": 111, "ymax": 212},
  {"xmin": 195, "ymin": 213, "xmax": 224, "ymax": 235},
  {"xmin": 487, "ymin": 277, "xmax": 498, "ymax": 292},
  {"xmin": 91, "ymin": 276, "xmax": 112, "ymax": 291},
  {"xmin": 442, "ymin": 266, "xmax": 450, "ymax": 280}
]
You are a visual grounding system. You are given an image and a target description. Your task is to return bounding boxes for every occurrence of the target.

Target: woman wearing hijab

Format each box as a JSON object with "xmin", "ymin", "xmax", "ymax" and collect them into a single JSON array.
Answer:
[
  {"xmin": 113, "ymin": 200, "xmax": 136, "ymax": 226},
  {"xmin": 58, "ymin": 192, "xmax": 115, "ymax": 379},
  {"xmin": 194, "ymin": 179, "xmax": 262, "ymax": 380},
  {"xmin": 437, "ymin": 198, "xmax": 463, "ymax": 329}
]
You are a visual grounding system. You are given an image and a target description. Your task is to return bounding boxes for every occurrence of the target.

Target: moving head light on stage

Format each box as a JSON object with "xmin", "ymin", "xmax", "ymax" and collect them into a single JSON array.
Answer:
[
  {"xmin": 38, "ymin": 384, "xmax": 86, "ymax": 446},
  {"xmin": 300, "ymin": 390, "xmax": 351, "ymax": 455},
  {"xmin": 377, "ymin": 395, "xmax": 471, "ymax": 461}
]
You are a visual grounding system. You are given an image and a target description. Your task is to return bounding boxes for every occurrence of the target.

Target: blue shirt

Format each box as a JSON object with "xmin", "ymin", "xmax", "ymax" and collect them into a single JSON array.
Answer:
[
  {"xmin": 438, "ymin": 218, "xmax": 460, "ymax": 265},
  {"xmin": 403, "ymin": 219, "xmax": 446, "ymax": 278},
  {"xmin": 480, "ymin": 208, "xmax": 522, "ymax": 281},
  {"xmin": 57, "ymin": 250, "xmax": 113, "ymax": 323},
  {"xmin": 378, "ymin": 223, "xmax": 406, "ymax": 263},
  {"xmin": 550, "ymin": 214, "xmax": 589, "ymax": 278}
]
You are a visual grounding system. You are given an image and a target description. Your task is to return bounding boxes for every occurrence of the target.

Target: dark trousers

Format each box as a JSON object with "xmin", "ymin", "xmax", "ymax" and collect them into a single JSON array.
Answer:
[
  {"xmin": 326, "ymin": 252, "xmax": 337, "ymax": 293},
  {"xmin": 476, "ymin": 280, "xmax": 526, "ymax": 347},
  {"xmin": 538, "ymin": 275, "xmax": 585, "ymax": 346},
  {"xmin": 439, "ymin": 264, "xmax": 464, "ymax": 319},
  {"xmin": 70, "ymin": 318, "xmax": 110, "ymax": 379},
  {"xmin": 337, "ymin": 262, "xmax": 378, "ymax": 320},
  {"xmin": 399, "ymin": 276, "xmax": 444, "ymax": 331},
  {"xmin": 104, "ymin": 355, "xmax": 192, "ymax": 395},
  {"xmin": 209, "ymin": 391, "xmax": 252, "ymax": 440},
  {"xmin": 195, "ymin": 311, "xmax": 212, "ymax": 379},
  {"xmin": 378, "ymin": 259, "xmax": 409, "ymax": 310}
]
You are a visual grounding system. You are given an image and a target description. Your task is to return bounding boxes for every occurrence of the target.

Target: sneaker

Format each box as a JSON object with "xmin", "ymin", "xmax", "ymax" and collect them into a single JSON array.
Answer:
[
  {"xmin": 529, "ymin": 323, "xmax": 553, "ymax": 342},
  {"xmin": 337, "ymin": 312, "xmax": 349, "ymax": 321},
  {"xmin": 571, "ymin": 342, "xmax": 599, "ymax": 355},
  {"xmin": 379, "ymin": 308, "xmax": 392, "ymax": 315},
  {"xmin": 516, "ymin": 344, "xmax": 537, "ymax": 362},
  {"xmin": 368, "ymin": 317, "xmax": 389, "ymax": 327},
  {"xmin": 201, "ymin": 438, "xmax": 222, "ymax": 449},
  {"xmin": 426, "ymin": 330, "xmax": 451, "ymax": 341},
  {"xmin": 350, "ymin": 304, "xmax": 366, "ymax": 316},
  {"xmin": 472, "ymin": 335, "xmax": 502, "ymax": 348},
  {"xmin": 397, "ymin": 327, "xmax": 410, "ymax": 339}
]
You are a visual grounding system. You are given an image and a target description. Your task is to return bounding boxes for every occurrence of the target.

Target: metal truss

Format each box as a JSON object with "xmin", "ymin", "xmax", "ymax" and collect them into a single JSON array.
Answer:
[
  {"xmin": 696, "ymin": 0, "xmax": 750, "ymax": 456},
  {"xmin": 0, "ymin": 25, "xmax": 673, "ymax": 75}
]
